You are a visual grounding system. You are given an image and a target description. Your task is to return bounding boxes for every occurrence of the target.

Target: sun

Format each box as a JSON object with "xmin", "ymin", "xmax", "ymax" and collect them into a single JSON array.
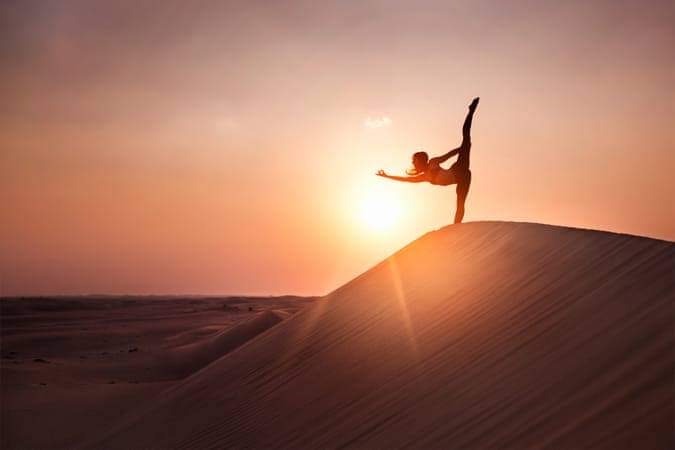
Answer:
[{"xmin": 359, "ymin": 190, "xmax": 401, "ymax": 231}]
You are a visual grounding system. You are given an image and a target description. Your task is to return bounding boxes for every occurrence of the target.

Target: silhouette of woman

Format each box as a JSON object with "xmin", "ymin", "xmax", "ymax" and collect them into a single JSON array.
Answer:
[{"xmin": 377, "ymin": 97, "xmax": 479, "ymax": 224}]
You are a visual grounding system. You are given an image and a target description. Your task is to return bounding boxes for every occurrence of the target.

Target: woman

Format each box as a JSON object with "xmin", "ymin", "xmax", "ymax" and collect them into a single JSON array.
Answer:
[{"xmin": 376, "ymin": 97, "xmax": 479, "ymax": 224}]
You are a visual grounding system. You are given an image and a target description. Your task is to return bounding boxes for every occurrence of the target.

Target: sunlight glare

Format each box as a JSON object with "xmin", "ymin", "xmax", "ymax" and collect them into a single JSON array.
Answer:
[{"xmin": 359, "ymin": 189, "xmax": 401, "ymax": 231}]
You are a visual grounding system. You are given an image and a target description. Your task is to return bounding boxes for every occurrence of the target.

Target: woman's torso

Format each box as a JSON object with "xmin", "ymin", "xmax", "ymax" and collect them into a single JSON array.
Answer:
[
  {"xmin": 427, "ymin": 161, "xmax": 456, "ymax": 186},
  {"xmin": 427, "ymin": 144, "xmax": 471, "ymax": 186}
]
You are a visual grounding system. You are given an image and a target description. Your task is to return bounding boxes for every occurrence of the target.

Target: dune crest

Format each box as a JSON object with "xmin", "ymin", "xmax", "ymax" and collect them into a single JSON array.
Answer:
[
  {"xmin": 165, "ymin": 310, "xmax": 286, "ymax": 378},
  {"xmin": 90, "ymin": 222, "xmax": 675, "ymax": 449}
]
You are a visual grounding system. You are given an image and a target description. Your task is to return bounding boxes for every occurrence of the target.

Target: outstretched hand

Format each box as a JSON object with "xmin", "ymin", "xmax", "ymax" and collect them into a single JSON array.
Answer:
[{"xmin": 376, "ymin": 169, "xmax": 388, "ymax": 177}]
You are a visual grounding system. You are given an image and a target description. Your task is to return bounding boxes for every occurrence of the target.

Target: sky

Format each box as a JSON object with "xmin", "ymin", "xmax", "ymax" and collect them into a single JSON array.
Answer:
[{"xmin": 1, "ymin": 0, "xmax": 674, "ymax": 296}]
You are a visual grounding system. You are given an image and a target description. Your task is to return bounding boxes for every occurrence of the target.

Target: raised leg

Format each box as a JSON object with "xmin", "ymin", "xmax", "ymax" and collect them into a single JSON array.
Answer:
[
  {"xmin": 462, "ymin": 97, "xmax": 480, "ymax": 147},
  {"xmin": 456, "ymin": 98, "xmax": 479, "ymax": 171}
]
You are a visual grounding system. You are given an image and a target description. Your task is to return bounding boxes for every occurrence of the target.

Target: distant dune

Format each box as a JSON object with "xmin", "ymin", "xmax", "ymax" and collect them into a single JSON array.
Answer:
[
  {"xmin": 165, "ymin": 310, "xmax": 288, "ymax": 378},
  {"xmin": 86, "ymin": 222, "xmax": 674, "ymax": 449},
  {"xmin": 0, "ymin": 295, "xmax": 314, "ymax": 449}
]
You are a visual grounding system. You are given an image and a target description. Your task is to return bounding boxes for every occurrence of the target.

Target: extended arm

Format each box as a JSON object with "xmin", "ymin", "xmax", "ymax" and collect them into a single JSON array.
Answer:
[{"xmin": 376, "ymin": 170, "xmax": 425, "ymax": 183}]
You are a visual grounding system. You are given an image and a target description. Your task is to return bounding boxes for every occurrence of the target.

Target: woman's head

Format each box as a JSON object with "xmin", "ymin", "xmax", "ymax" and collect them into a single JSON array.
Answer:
[{"xmin": 408, "ymin": 151, "xmax": 429, "ymax": 175}]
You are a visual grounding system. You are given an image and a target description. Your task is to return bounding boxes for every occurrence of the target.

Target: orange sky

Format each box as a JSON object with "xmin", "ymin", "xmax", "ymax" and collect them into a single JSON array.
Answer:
[{"xmin": 1, "ymin": 0, "xmax": 674, "ymax": 296}]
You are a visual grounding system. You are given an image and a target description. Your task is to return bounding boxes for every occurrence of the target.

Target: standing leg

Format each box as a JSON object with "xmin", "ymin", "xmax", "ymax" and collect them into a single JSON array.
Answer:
[{"xmin": 454, "ymin": 170, "xmax": 472, "ymax": 224}]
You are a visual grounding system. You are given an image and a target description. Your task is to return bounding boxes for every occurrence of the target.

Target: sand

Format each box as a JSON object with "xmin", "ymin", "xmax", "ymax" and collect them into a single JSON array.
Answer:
[
  {"xmin": 0, "ymin": 295, "xmax": 314, "ymax": 449},
  {"xmin": 2, "ymin": 222, "xmax": 673, "ymax": 449}
]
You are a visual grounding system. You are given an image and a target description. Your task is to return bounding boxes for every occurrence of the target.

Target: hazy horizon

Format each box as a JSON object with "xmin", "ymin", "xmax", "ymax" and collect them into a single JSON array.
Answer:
[{"xmin": 2, "ymin": 0, "xmax": 674, "ymax": 296}]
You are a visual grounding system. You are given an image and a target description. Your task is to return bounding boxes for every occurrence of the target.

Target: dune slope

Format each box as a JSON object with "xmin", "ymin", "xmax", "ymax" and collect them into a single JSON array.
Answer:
[{"xmin": 91, "ymin": 222, "xmax": 674, "ymax": 449}]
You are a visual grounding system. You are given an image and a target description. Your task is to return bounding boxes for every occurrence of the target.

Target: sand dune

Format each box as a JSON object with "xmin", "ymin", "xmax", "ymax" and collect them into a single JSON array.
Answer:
[
  {"xmin": 87, "ymin": 222, "xmax": 674, "ymax": 449},
  {"xmin": 0, "ymin": 296, "xmax": 314, "ymax": 448},
  {"xmin": 165, "ymin": 310, "xmax": 287, "ymax": 378}
]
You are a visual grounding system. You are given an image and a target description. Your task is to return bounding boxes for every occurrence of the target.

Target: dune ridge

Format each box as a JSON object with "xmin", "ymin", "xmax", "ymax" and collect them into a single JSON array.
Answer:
[
  {"xmin": 89, "ymin": 222, "xmax": 674, "ymax": 449},
  {"xmin": 165, "ymin": 310, "xmax": 287, "ymax": 378}
]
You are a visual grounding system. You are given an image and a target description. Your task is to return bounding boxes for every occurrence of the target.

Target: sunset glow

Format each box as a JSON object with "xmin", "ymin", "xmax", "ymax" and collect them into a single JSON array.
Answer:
[
  {"xmin": 1, "ymin": 1, "xmax": 673, "ymax": 297},
  {"xmin": 2, "ymin": 2, "xmax": 672, "ymax": 448},
  {"xmin": 359, "ymin": 190, "xmax": 401, "ymax": 231}
]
